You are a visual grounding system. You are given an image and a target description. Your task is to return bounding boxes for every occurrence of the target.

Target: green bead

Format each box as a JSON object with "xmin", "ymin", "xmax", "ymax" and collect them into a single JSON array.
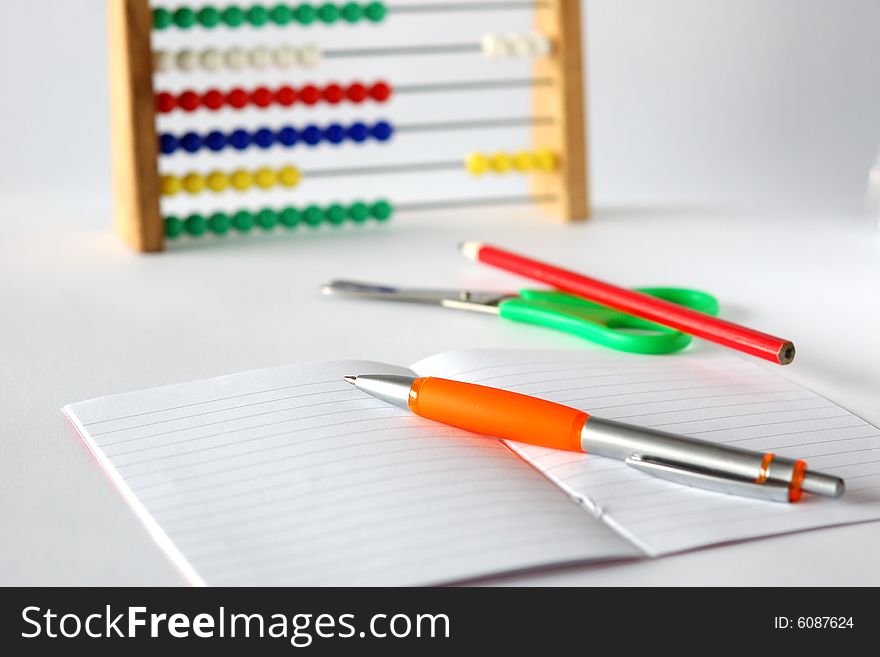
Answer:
[
  {"xmin": 318, "ymin": 3, "xmax": 339, "ymax": 22},
  {"xmin": 197, "ymin": 6, "xmax": 222, "ymax": 27},
  {"xmin": 247, "ymin": 4, "xmax": 270, "ymax": 25},
  {"xmin": 295, "ymin": 3, "xmax": 317, "ymax": 24},
  {"xmin": 341, "ymin": 2, "xmax": 362, "ymax": 21},
  {"xmin": 208, "ymin": 212, "xmax": 230, "ymax": 235},
  {"xmin": 269, "ymin": 3, "xmax": 293, "ymax": 24},
  {"xmin": 256, "ymin": 208, "xmax": 278, "ymax": 230},
  {"xmin": 185, "ymin": 213, "xmax": 207, "ymax": 236},
  {"xmin": 371, "ymin": 200, "xmax": 393, "ymax": 221},
  {"xmin": 173, "ymin": 7, "xmax": 197, "ymax": 28},
  {"xmin": 347, "ymin": 202, "xmax": 369, "ymax": 223},
  {"xmin": 325, "ymin": 204, "xmax": 346, "ymax": 225},
  {"xmin": 303, "ymin": 205, "xmax": 324, "ymax": 227},
  {"xmin": 279, "ymin": 207, "xmax": 301, "ymax": 228},
  {"xmin": 364, "ymin": 1, "xmax": 386, "ymax": 22},
  {"xmin": 153, "ymin": 7, "xmax": 173, "ymax": 30},
  {"xmin": 222, "ymin": 5, "xmax": 246, "ymax": 26},
  {"xmin": 165, "ymin": 216, "xmax": 184, "ymax": 238},
  {"xmin": 232, "ymin": 210, "xmax": 255, "ymax": 232}
]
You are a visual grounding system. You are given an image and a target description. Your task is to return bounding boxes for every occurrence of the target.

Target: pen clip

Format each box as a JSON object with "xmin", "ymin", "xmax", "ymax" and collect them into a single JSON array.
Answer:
[{"xmin": 625, "ymin": 455, "xmax": 791, "ymax": 503}]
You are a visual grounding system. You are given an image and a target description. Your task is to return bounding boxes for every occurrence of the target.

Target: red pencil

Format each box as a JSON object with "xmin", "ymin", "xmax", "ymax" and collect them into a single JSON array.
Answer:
[{"xmin": 460, "ymin": 242, "xmax": 795, "ymax": 365}]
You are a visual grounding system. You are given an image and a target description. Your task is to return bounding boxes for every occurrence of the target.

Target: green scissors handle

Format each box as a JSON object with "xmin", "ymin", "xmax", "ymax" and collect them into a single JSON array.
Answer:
[{"xmin": 498, "ymin": 287, "xmax": 720, "ymax": 355}]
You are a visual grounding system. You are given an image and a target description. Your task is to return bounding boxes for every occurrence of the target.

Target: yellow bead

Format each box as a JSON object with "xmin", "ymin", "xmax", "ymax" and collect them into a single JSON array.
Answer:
[
  {"xmin": 160, "ymin": 175, "xmax": 182, "ymax": 196},
  {"xmin": 231, "ymin": 169, "xmax": 254, "ymax": 191},
  {"xmin": 465, "ymin": 152, "xmax": 489, "ymax": 176},
  {"xmin": 489, "ymin": 152, "xmax": 512, "ymax": 174},
  {"xmin": 207, "ymin": 171, "xmax": 229, "ymax": 192},
  {"xmin": 513, "ymin": 151, "xmax": 533, "ymax": 172},
  {"xmin": 278, "ymin": 166, "xmax": 301, "ymax": 187},
  {"xmin": 183, "ymin": 173, "xmax": 205, "ymax": 194},
  {"xmin": 533, "ymin": 149, "xmax": 558, "ymax": 172},
  {"xmin": 254, "ymin": 167, "xmax": 277, "ymax": 189}
]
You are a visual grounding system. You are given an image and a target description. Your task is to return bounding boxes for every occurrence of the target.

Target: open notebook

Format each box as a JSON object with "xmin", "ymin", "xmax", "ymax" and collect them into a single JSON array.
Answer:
[{"xmin": 63, "ymin": 349, "xmax": 880, "ymax": 586}]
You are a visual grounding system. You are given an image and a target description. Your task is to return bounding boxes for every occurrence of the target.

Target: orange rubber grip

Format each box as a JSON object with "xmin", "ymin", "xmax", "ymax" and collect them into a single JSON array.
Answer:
[{"xmin": 408, "ymin": 377, "xmax": 588, "ymax": 452}]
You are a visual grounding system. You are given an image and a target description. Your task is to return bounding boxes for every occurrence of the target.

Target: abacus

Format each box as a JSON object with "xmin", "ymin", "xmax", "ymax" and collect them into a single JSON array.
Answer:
[{"xmin": 109, "ymin": 0, "xmax": 587, "ymax": 252}]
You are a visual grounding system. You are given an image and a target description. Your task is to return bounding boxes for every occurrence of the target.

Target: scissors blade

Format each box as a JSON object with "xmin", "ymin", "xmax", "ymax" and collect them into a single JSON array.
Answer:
[{"xmin": 320, "ymin": 279, "xmax": 512, "ymax": 309}]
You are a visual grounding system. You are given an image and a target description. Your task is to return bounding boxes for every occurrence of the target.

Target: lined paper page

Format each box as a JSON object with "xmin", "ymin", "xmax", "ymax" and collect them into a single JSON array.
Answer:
[
  {"xmin": 63, "ymin": 360, "xmax": 638, "ymax": 586},
  {"xmin": 413, "ymin": 349, "xmax": 880, "ymax": 556}
]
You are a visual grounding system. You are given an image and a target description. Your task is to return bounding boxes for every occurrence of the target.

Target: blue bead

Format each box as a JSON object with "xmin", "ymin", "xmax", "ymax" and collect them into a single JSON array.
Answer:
[
  {"xmin": 230, "ymin": 129, "xmax": 251, "ymax": 150},
  {"xmin": 180, "ymin": 132, "xmax": 203, "ymax": 153},
  {"xmin": 302, "ymin": 125, "xmax": 323, "ymax": 146},
  {"xmin": 371, "ymin": 121, "xmax": 394, "ymax": 141},
  {"xmin": 324, "ymin": 123, "xmax": 346, "ymax": 144},
  {"xmin": 159, "ymin": 133, "xmax": 178, "ymax": 154},
  {"xmin": 205, "ymin": 131, "xmax": 226, "ymax": 151},
  {"xmin": 277, "ymin": 126, "xmax": 299, "ymax": 147},
  {"xmin": 253, "ymin": 128, "xmax": 275, "ymax": 149},
  {"xmin": 348, "ymin": 122, "xmax": 370, "ymax": 142}
]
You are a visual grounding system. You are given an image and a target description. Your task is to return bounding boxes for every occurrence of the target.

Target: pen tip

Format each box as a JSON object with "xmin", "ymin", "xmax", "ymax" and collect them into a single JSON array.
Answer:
[
  {"xmin": 459, "ymin": 241, "xmax": 482, "ymax": 261},
  {"xmin": 343, "ymin": 375, "xmax": 357, "ymax": 386}
]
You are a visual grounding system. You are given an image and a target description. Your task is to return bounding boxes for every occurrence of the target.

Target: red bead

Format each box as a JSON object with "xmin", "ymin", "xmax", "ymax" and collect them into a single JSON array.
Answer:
[
  {"xmin": 178, "ymin": 91, "xmax": 201, "ymax": 112},
  {"xmin": 276, "ymin": 85, "xmax": 297, "ymax": 106},
  {"xmin": 156, "ymin": 92, "xmax": 176, "ymax": 113},
  {"xmin": 323, "ymin": 83, "xmax": 344, "ymax": 104},
  {"xmin": 300, "ymin": 85, "xmax": 321, "ymax": 105},
  {"xmin": 227, "ymin": 88, "xmax": 249, "ymax": 109},
  {"xmin": 346, "ymin": 83, "xmax": 368, "ymax": 103},
  {"xmin": 202, "ymin": 89, "xmax": 225, "ymax": 110},
  {"xmin": 251, "ymin": 86, "xmax": 274, "ymax": 107},
  {"xmin": 369, "ymin": 81, "xmax": 392, "ymax": 102}
]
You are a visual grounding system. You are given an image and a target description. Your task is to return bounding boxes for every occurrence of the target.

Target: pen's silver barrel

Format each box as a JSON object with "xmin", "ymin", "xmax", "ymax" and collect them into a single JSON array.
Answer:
[{"xmin": 345, "ymin": 374, "xmax": 416, "ymax": 411}]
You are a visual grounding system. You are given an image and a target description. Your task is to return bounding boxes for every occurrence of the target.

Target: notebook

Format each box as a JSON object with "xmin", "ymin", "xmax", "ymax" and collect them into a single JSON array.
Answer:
[{"xmin": 63, "ymin": 349, "xmax": 880, "ymax": 585}]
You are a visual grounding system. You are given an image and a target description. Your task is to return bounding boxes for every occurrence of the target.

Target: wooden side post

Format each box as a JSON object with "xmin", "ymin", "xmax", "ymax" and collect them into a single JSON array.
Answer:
[
  {"xmin": 532, "ymin": 0, "xmax": 589, "ymax": 221},
  {"xmin": 108, "ymin": 0, "xmax": 163, "ymax": 252}
]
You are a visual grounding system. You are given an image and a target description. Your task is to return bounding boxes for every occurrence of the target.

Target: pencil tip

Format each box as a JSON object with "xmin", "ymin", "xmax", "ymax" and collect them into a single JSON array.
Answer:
[
  {"xmin": 459, "ymin": 241, "xmax": 482, "ymax": 261},
  {"xmin": 343, "ymin": 375, "xmax": 357, "ymax": 385}
]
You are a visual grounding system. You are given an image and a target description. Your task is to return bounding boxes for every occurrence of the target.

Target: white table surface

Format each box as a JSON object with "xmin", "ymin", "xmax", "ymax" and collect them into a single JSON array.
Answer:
[{"xmin": 2, "ymin": 201, "xmax": 878, "ymax": 586}]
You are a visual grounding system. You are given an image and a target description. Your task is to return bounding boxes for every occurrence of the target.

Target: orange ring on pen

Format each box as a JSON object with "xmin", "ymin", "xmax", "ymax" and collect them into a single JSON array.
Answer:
[
  {"xmin": 755, "ymin": 452, "xmax": 774, "ymax": 484},
  {"xmin": 788, "ymin": 459, "xmax": 808, "ymax": 502}
]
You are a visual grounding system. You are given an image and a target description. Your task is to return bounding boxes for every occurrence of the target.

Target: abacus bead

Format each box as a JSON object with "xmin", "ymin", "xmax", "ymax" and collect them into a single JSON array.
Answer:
[
  {"xmin": 227, "ymin": 88, "xmax": 249, "ymax": 108},
  {"xmin": 371, "ymin": 121, "xmax": 393, "ymax": 141},
  {"xmin": 346, "ymin": 83, "xmax": 367, "ymax": 102},
  {"xmin": 161, "ymin": 175, "xmax": 182, "ymax": 196},
  {"xmin": 256, "ymin": 208, "xmax": 278, "ymax": 229},
  {"xmin": 159, "ymin": 134, "xmax": 178, "ymax": 155},
  {"xmin": 300, "ymin": 85, "xmax": 321, "ymax": 105},
  {"xmin": 279, "ymin": 207, "xmax": 301, "ymax": 228},
  {"xmin": 153, "ymin": 8, "xmax": 173, "ymax": 30},
  {"xmin": 153, "ymin": 50, "xmax": 172, "ymax": 72},
  {"xmin": 274, "ymin": 45, "xmax": 298, "ymax": 69},
  {"xmin": 200, "ymin": 48, "xmax": 222, "ymax": 71},
  {"xmin": 278, "ymin": 127, "xmax": 299, "ymax": 146},
  {"xmin": 225, "ymin": 47, "xmax": 248, "ymax": 70},
  {"xmin": 530, "ymin": 34, "xmax": 552, "ymax": 57},
  {"xmin": 276, "ymin": 85, "xmax": 297, "ymax": 106},
  {"xmin": 326, "ymin": 204, "xmax": 346, "ymax": 225},
  {"xmin": 203, "ymin": 90, "xmax": 225, "ymax": 110},
  {"xmin": 173, "ymin": 7, "xmax": 197, "ymax": 29},
  {"xmin": 254, "ymin": 167, "xmax": 277, "ymax": 188},
  {"xmin": 348, "ymin": 201, "xmax": 369, "ymax": 223},
  {"xmin": 481, "ymin": 33, "xmax": 503, "ymax": 59},
  {"xmin": 303, "ymin": 205, "xmax": 324, "ymax": 227},
  {"xmin": 369, "ymin": 81, "xmax": 392, "ymax": 101},
  {"xmin": 247, "ymin": 5, "xmax": 270, "ymax": 25},
  {"xmin": 364, "ymin": 1, "xmax": 387, "ymax": 22},
  {"xmin": 371, "ymin": 200, "xmax": 393, "ymax": 221},
  {"xmin": 231, "ymin": 170, "xmax": 254, "ymax": 190},
  {"xmin": 490, "ymin": 152, "xmax": 512, "ymax": 173},
  {"xmin": 465, "ymin": 152, "xmax": 489, "ymax": 175},
  {"xmin": 183, "ymin": 173, "xmax": 206, "ymax": 194},
  {"xmin": 252, "ymin": 86, "xmax": 274, "ymax": 107},
  {"xmin": 197, "ymin": 6, "xmax": 222, "ymax": 27},
  {"xmin": 165, "ymin": 216, "xmax": 184, "ymax": 238},
  {"xmin": 270, "ymin": 4, "xmax": 293, "ymax": 24},
  {"xmin": 534, "ymin": 149, "xmax": 557, "ymax": 171},
  {"xmin": 278, "ymin": 166, "xmax": 301, "ymax": 187},
  {"xmin": 208, "ymin": 212, "xmax": 231, "ymax": 235},
  {"xmin": 249, "ymin": 47, "xmax": 272, "ymax": 69},
  {"xmin": 232, "ymin": 210, "xmax": 255, "ymax": 232},
  {"xmin": 348, "ymin": 122, "xmax": 369, "ymax": 142},
  {"xmin": 185, "ymin": 213, "xmax": 207, "ymax": 236},
  {"xmin": 299, "ymin": 44, "xmax": 322, "ymax": 67},
  {"xmin": 508, "ymin": 32, "xmax": 532, "ymax": 58},
  {"xmin": 181, "ymin": 132, "xmax": 203, "ymax": 153},
  {"xmin": 206, "ymin": 131, "xmax": 227, "ymax": 151},
  {"xmin": 324, "ymin": 124, "xmax": 346, "ymax": 144},
  {"xmin": 323, "ymin": 84, "xmax": 344, "ymax": 104},
  {"xmin": 178, "ymin": 91, "xmax": 201, "ymax": 112},
  {"xmin": 230, "ymin": 129, "xmax": 251, "ymax": 150},
  {"xmin": 156, "ymin": 92, "xmax": 176, "ymax": 113},
  {"xmin": 341, "ymin": 2, "xmax": 362, "ymax": 22},
  {"xmin": 207, "ymin": 172, "xmax": 230, "ymax": 191},
  {"xmin": 512, "ymin": 150, "xmax": 533, "ymax": 171},
  {"xmin": 302, "ymin": 126, "xmax": 322, "ymax": 145},
  {"xmin": 222, "ymin": 5, "xmax": 246, "ymax": 27},
  {"xmin": 295, "ymin": 4, "xmax": 316, "ymax": 24},
  {"xmin": 318, "ymin": 3, "xmax": 339, "ymax": 23},
  {"xmin": 254, "ymin": 128, "xmax": 275, "ymax": 148}
]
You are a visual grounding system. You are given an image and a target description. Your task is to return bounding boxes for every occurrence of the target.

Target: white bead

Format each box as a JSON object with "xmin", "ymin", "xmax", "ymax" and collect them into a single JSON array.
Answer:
[
  {"xmin": 508, "ymin": 32, "xmax": 532, "ymax": 58},
  {"xmin": 530, "ymin": 33, "xmax": 552, "ymax": 58},
  {"xmin": 481, "ymin": 33, "xmax": 504, "ymax": 59},
  {"xmin": 225, "ymin": 47, "xmax": 247, "ymax": 71},
  {"xmin": 249, "ymin": 46, "xmax": 272, "ymax": 70},
  {"xmin": 273, "ymin": 45, "xmax": 298, "ymax": 69},
  {"xmin": 200, "ymin": 48, "xmax": 222, "ymax": 72},
  {"xmin": 298, "ymin": 43, "xmax": 322, "ymax": 68},
  {"xmin": 153, "ymin": 50, "xmax": 172, "ymax": 73},
  {"xmin": 176, "ymin": 49, "xmax": 199, "ymax": 72}
]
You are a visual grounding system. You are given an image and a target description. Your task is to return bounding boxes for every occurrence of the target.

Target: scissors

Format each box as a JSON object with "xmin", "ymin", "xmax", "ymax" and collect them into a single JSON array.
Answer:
[{"xmin": 321, "ymin": 280, "xmax": 720, "ymax": 355}]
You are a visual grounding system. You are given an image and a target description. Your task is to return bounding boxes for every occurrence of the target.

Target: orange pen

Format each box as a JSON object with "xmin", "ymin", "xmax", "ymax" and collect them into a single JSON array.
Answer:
[{"xmin": 345, "ymin": 374, "xmax": 844, "ymax": 503}]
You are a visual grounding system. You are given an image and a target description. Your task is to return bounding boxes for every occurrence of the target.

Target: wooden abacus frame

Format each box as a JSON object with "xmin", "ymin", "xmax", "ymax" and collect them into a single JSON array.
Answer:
[{"xmin": 109, "ymin": 0, "xmax": 587, "ymax": 252}]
